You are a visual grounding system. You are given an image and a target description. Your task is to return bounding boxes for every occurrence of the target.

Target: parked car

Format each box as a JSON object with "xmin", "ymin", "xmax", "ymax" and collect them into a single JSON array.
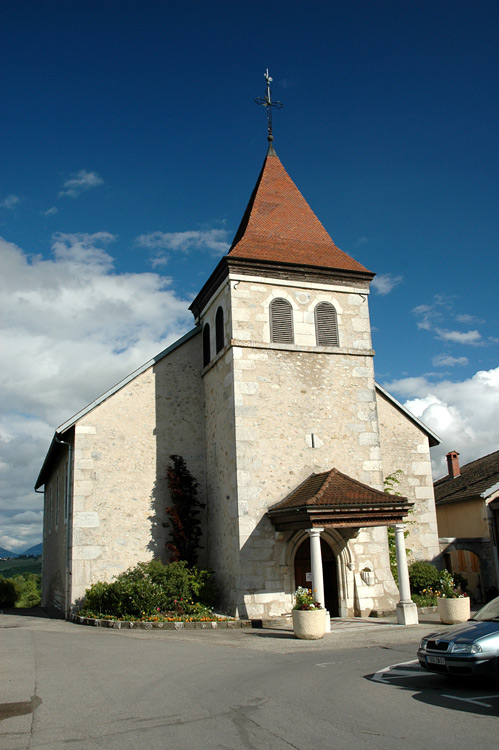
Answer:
[{"xmin": 418, "ymin": 596, "xmax": 499, "ymax": 680}]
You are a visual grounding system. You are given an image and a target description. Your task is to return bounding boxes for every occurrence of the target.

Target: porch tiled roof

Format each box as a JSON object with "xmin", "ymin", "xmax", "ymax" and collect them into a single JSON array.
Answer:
[{"xmin": 267, "ymin": 468, "xmax": 412, "ymax": 531}]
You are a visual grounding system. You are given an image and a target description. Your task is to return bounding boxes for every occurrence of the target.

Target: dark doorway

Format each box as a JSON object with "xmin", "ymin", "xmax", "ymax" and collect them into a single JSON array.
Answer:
[{"xmin": 294, "ymin": 537, "xmax": 339, "ymax": 616}]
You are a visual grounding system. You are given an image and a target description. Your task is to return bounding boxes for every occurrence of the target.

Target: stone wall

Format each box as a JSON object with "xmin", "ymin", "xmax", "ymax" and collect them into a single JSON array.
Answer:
[
  {"xmin": 215, "ymin": 274, "xmax": 402, "ymax": 617},
  {"xmin": 41, "ymin": 444, "xmax": 71, "ymax": 610},
  {"xmin": 201, "ymin": 282, "xmax": 242, "ymax": 612},
  {"xmin": 68, "ymin": 333, "xmax": 205, "ymax": 609},
  {"xmin": 376, "ymin": 390, "xmax": 440, "ymax": 565}
]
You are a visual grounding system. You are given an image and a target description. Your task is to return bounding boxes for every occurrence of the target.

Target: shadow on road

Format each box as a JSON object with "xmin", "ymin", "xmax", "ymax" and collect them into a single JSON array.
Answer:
[
  {"xmin": 366, "ymin": 660, "xmax": 499, "ymax": 716},
  {"xmin": 0, "ymin": 606, "xmax": 64, "ymax": 620}
]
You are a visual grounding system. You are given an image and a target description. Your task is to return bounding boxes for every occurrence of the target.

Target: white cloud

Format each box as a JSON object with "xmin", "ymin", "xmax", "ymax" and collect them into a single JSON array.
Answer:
[
  {"xmin": 371, "ymin": 274, "xmax": 403, "ymax": 295},
  {"xmin": 435, "ymin": 328, "xmax": 482, "ymax": 345},
  {"xmin": 0, "ymin": 234, "xmax": 193, "ymax": 550},
  {"xmin": 1, "ymin": 194, "xmax": 20, "ymax": 210},
  {"xmin": 59, "ymin": 170, "xmax": 104, "ymax": 198},
  {"xmin": 432, "ymin": 354, "xmax": 469, "ymax": 367},
  {"xmin": 384, "ymin": 367, "xmax": 499, "ymax": 478},
  {"xmin": 43, "ymin": 206, "xmax": 58, "ymax": 216},
  {"xmin": 136, "ymin": 228, "xmax": 230, "ymax": 259},
  {"xmin": 412, "ymin": 295, "xmax": 485, "ymax": 346}
]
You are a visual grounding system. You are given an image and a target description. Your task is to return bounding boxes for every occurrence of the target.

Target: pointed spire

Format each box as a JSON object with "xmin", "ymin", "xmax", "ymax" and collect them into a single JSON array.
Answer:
[{"xmin": 229, "ymin": 149, "xmax": 371, "ymax": 274}]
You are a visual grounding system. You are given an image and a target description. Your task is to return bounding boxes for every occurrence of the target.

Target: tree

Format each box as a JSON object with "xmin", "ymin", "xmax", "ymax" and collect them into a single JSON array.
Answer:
[{"xmin": 165, "ymin": 455, "xmax": 205, "ymax": 565}]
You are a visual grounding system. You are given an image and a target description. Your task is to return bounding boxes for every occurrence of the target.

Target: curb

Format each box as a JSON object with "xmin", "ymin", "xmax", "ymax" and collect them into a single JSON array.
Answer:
[{"xmin": 70, "ymin": 614, "xmax": 252, "ymax": 630}]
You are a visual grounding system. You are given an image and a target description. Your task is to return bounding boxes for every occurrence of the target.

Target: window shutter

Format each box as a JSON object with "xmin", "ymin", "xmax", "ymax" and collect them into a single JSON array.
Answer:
[
  {"xmin": 270, "ymin": 298, "xmax": 294, "ymax": 343},
  {"xmin": 315, "ymin": 302, "xmax": 339, "ymax": 346}
]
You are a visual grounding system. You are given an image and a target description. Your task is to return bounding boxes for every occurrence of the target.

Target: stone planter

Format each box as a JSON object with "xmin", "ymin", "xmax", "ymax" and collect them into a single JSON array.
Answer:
[
  {"xmin": 437, "ymin": 596, "xmax": 471, "ymax": 624},
  {"xmin": 292, "ymin": 609, "xmax": 326, "ymax": 640}
]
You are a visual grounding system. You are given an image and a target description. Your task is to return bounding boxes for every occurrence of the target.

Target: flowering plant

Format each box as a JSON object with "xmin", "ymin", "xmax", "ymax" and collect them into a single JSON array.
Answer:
[
  {"xmin": 293, "ymin": 586, "xmax": 323, "ymax": 610},
  {"xmin": 438, "ymin": 570, "xmax": 468, "ymax": 599}
]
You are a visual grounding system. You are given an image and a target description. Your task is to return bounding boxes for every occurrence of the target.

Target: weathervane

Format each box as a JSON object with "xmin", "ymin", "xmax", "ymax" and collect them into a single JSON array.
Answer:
[{"xmin": 255, "ymin": 69, "xmax": 283, "ymax": 141}]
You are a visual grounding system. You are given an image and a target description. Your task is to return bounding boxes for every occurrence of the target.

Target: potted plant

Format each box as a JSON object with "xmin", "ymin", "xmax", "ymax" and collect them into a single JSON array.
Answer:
[
  {"xmin": 292, "ymin": 586, "xmax": 325, "ymax": 640},
  {"xmin": 436, "ymin": 570, "xmax": 470, "ymax": 624}
]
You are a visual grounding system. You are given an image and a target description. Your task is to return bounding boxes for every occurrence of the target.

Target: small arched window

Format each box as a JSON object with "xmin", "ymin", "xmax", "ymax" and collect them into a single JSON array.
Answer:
[
  {"xmin": 315, "ymin": 302, "xmax": 339, "ymax": 346},
  {"xmin": 203, "ymin": 323, "xmax": 211, "ymax": 367},
  {"xmin": 215, "ymin": 306, "xmax": 224, "ymax": 354},
  {"xmin": 270, "ymin": 298, "xmax": 294, "ymax": 344}
]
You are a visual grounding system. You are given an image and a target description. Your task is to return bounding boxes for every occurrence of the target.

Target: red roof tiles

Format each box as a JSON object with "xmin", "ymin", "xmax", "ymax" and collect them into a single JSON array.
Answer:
[
  {"xmin": 229, "ymin": 147, "xmax": 371, "ymax": 274},
  {"xmin": 270, "ymin": 468, "xmax": 408, "ymax": 511}
]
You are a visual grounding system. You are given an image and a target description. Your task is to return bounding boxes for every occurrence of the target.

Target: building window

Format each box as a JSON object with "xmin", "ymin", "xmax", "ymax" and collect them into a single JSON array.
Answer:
[
  {"xmin": 203, "ymin": 323, "xmax": 211, "ymax": 367},
  {"xmin": 215, "ymin": 306, "xmax": 224, "ymax": 354},
  {"xmin": 270, "ymin": 298, "xmax": 294, "ymax": 344},
  {"xmin": 55, "ymin": 476, "xmax": 59, "ymax": 529},
  {"xmin": 44, "ymin": 488, "xmax": 48, "ymax": 537},
  {"xmin": 64, "ymin": 462, "xmax": 69, "ymax": 522},
  {"xmin": 48, "ymin": 485, "xmax": 52, "ymax": 533},
  {"xmin": 315, "ymin": 302, "xmax": 339, "ymax": 346}
]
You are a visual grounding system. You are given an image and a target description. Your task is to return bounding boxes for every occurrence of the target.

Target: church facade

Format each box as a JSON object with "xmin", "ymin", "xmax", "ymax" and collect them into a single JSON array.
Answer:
[{"xmin": 37, "ymin": 144, "xmax": 441, "ymax": 619}]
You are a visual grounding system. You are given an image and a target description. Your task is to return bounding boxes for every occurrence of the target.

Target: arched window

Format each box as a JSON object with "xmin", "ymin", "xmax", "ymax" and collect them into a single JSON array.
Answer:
[
  {"xmin": 315, "ymin": 302, "xmax": 339, "ymax": 346},
  {"xmin": 270, "ymin": 298, "xmax": 294, "ymax": 344},
  {"xmin": 203, "ymin": 323, "xmax": 211, "ymax": 367},
  {"xmin": 215, "ymin": 306, "xmax": 224, "ymax": 354}
]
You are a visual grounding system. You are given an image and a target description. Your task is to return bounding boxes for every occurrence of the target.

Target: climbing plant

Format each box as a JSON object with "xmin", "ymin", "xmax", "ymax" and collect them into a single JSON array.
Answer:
[
  {"xmin": 165, "ymin": 455, "xmax": 205, "ymax": 566},
  {"xmin": 384, "ymin": 470, "xmax": 411, "ymax": 584}
]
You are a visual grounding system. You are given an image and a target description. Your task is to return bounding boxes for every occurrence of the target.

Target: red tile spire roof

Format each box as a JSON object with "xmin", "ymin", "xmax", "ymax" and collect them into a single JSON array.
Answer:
[{"xmin": 229, "ymin": 145, "xmax": 371, "ymax": 274}]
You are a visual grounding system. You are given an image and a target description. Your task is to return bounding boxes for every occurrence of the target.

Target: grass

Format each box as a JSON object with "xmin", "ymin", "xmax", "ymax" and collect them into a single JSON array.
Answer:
[{"xmin": 0, "ymin": 556, "xmax": 42, "ymax": 578}]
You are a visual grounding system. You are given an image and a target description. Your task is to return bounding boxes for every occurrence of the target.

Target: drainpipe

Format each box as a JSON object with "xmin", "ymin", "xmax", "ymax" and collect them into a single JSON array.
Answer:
[{"xmin": 55, "ymin": 434, "xmax": 73, "ymax": 619}]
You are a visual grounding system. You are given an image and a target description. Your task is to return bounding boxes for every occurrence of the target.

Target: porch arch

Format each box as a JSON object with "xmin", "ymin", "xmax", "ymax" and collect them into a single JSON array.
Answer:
[{"xmin": 286, "ymin": 528, "xmax": 354, "ymax": 617}]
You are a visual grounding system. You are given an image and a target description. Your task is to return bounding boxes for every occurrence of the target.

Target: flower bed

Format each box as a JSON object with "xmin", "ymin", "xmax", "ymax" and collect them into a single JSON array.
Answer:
[{"xmin": 70, "ymin": 613, "xmax": 251, "ymax": 630}]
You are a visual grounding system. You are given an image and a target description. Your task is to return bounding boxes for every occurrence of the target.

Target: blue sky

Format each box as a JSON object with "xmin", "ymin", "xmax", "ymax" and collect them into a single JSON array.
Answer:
[{"xmin": 1, "ymin": 0, "xmax": 498, "ymax": 551}]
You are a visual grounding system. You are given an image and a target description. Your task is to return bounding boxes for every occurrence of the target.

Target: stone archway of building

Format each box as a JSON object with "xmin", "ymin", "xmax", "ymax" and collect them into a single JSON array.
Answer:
[{"xmin": 293, "ymin": 537, "xmax": 339, "ymax": 616}]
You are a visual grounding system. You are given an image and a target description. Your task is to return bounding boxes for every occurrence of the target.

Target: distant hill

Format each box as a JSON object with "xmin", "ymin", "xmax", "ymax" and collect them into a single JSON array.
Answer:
[
  {"xmin": 23, "ymin": 543, "xmax": 43, "ymax": 557},
  {"xmin": 0, "ymin": 546, "xmax": 17, "ymax": 559},
  {"xmin": 0, "ymin": 543, "xmax": 43, "ymax": 560}
]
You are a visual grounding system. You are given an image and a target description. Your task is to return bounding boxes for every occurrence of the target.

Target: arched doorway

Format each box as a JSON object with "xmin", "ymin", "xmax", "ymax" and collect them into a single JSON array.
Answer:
[{"xmin": 294, "ymin": 537, "xmax": 339, "ymax": 616}]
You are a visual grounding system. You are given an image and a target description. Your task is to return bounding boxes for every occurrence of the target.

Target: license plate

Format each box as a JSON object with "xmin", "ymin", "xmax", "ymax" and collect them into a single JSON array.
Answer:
[{"xmin": 427, "ymin": 655, "xmax": 446, "ymax": 665}]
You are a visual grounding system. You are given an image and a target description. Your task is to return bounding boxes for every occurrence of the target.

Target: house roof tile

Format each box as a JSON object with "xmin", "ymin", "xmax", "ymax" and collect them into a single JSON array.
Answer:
[{"xmin": 434, "ymin": 449, "xmax": 499, "ymax": 505}]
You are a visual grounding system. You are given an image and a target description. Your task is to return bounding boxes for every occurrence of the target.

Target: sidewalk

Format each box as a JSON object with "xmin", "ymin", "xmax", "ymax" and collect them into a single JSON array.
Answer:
[{"xmin": 1, "ymin": 606, "xmax": 460, "ymax": 655}]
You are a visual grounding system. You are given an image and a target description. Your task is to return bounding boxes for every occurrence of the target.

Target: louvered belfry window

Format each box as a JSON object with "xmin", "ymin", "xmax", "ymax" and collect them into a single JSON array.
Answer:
[
  {"xmin": 203, "ymin": 323, "xmax": 211, "ymax": 367},
  {"xmin": 315, "ymin": 302, "xmax": 339, "ymax": 346},
  {"xmin": 270, "ymin": 298, "xmax": 294, "ymax": 344},
  {"xmin": 215, "ymin": 306, "xmax": 224, "ymax": 354}
]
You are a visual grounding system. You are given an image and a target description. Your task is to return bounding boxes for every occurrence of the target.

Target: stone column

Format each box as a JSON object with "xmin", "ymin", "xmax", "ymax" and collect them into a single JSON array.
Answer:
[
  {"xmin": 308, "ymin": 527, "xmax": 330, "ymax": 632},
  {"xmin": 394, "ymin": 523, "xmax": 419, "ymax": 625}
]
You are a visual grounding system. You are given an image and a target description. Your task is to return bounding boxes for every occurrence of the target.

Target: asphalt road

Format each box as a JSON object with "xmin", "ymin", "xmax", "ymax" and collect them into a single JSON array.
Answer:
[{"xmin": 1, "ymin": 611, "xmax": 497, "ymax": 749}]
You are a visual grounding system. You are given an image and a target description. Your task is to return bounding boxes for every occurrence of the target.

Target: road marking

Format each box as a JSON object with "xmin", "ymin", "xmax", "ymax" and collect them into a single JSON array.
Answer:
[
  {"xmin": 441, "ymin": 694, "xmax": 499, "ymax": 708},
  {"xmin": 371, "ymin": 659, "xmax": 499, "ymax": 713},
  {"xmin": 371, "ymin": 659, "xmax": 420, "ymax": 683}
]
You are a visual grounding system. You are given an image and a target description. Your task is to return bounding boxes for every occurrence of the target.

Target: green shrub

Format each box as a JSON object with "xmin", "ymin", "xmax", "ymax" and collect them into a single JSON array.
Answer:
[
  {"xmin": 0, "ymin": 576, "xmax": 18, "ymax": 608},
  {"xmin": 11, "ymin": 573, "xmax": 41, "ymax": 608},
  {"xmin": 412, "ymin": 591, "xmax": 438, "ymax": 607},
  {"xmin": 453, "ymin": 572, "xmax": 468, "ymax": 594},
  {"xmin": 79, "ymin": 560, "xmax": 215, "ymax": 619},
  {"xmin": 408, "ymin": 561, "xmax": 441, "ymax": 594}
]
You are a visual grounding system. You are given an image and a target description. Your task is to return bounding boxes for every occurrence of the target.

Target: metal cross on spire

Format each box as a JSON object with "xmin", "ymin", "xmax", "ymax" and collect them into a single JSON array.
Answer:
[{"xmin": 255, "ymin": 69, "xmax": 283, "ymax": 142}]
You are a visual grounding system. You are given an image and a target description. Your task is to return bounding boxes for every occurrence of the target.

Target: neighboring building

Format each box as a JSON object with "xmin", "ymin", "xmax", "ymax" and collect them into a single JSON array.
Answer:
[
  {"xmin": 435, "ymin": 449, "xmax": 499, "ymax": 603},
  {"xmin": 36, "ymin": 142, "xmax": 441, "ymax": 619}
]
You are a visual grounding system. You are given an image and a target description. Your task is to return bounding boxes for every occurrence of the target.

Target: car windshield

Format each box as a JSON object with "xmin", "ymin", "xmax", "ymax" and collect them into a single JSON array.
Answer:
[{"xmin": 471, "ymin": 597, "xmax": 499, "ymax": 622}]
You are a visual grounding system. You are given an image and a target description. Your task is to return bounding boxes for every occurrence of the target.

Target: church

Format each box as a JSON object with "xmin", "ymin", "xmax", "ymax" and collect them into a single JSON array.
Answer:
[{"xmin": 37, "ymin": 128, "xmax": 441, "ymax": 621}]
